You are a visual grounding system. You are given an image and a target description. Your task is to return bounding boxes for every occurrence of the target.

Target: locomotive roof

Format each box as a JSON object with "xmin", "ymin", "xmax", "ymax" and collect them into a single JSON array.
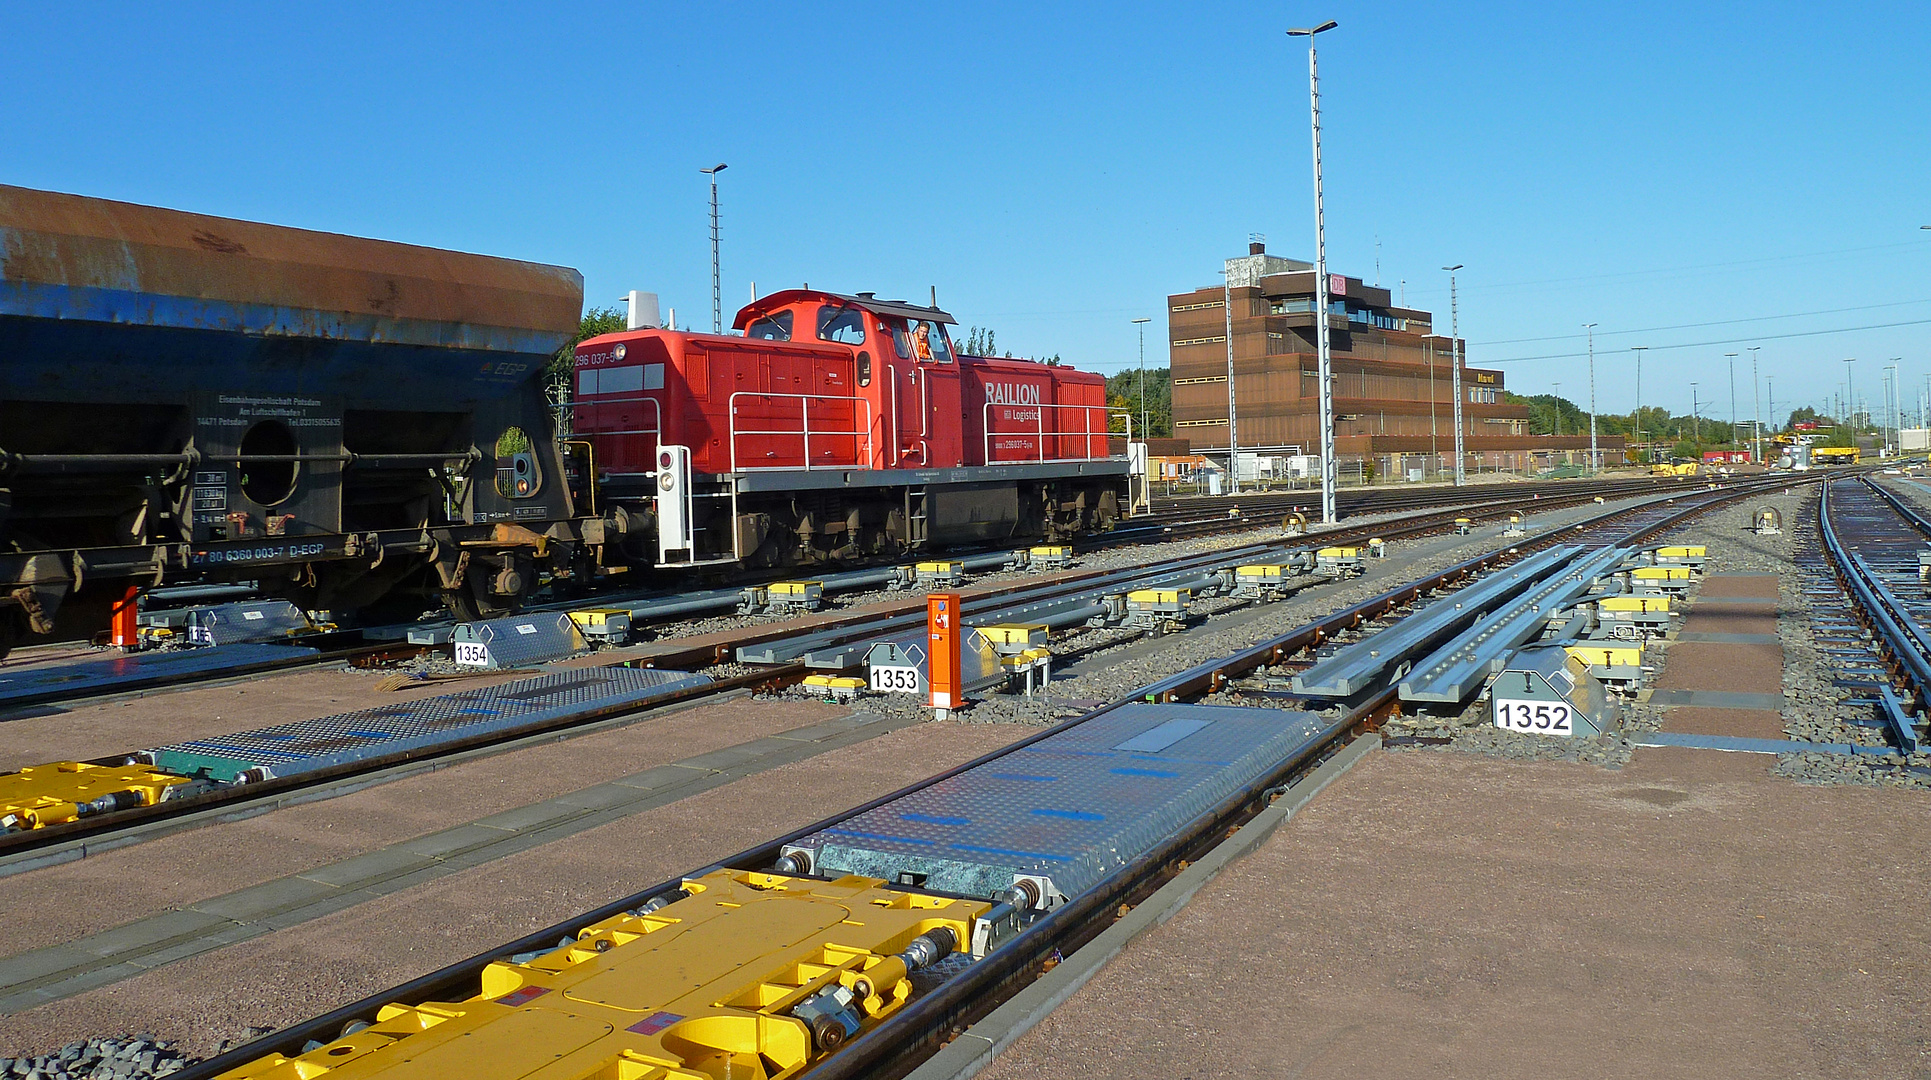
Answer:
[{"xmin": 733, "ymin": 288, "xmax": 955, "ymax": 331}]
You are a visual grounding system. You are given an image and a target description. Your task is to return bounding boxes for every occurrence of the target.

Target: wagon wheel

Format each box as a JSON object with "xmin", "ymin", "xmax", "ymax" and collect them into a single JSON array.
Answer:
[{"xmin": 441, "ymin": 554, "xmax": 531, "ymax": 623}]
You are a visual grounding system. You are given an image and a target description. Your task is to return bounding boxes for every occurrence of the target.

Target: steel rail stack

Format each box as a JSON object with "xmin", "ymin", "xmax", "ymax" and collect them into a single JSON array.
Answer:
[{"xmin": 169, "ymin": 472, "xmax": 1807, "ymax": 1080}]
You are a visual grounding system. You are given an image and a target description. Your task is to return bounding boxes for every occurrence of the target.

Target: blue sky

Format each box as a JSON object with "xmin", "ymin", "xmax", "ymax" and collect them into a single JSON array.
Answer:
[{"xmin": 6, "ymin": 1, "xmax": 1929, "ymax": 424}]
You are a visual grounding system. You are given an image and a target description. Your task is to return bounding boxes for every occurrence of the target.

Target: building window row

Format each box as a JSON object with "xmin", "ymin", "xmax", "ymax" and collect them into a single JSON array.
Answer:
[
  {"xmin": 1173, "ymin": 376, "xmax": 1227, "ymax": 385},
  {"xmin": 1173, "ymin": 335, "xmax": 1227, "ymax": 347},
  {"xmin": 1469, "ymin": 388, "xmax": 1499, "ymax": 404},
  {"xmin": 1266, "ymin": 296, "xmax": 1411, "ymax": 332},
  {"xmin": 1171, "ymin": 300, "xmax": 1225, "ymax": 312},
  {"xmin": 1175, "ymin": 418, "xmax": 1230, "ymax": 427},
  {"xmin": 1270, "ymin": 298, "xmax": 1343, "ymax": 316},
  {"xmin": 1348, "ymin": 309, "xmax": 1410, "ymax": 331}
]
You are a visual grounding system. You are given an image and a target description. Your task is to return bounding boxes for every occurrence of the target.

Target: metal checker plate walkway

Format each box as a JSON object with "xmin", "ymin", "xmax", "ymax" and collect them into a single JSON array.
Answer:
[
  {"xmin": 145, "ymin": 667, "xmax": 709, "ymax": 781},
  {"xmin": 0, "ymin": 643, "xmax": 320, "ymax": 711},
  {"xmin": 790, "ymin": 702, "xmax": 1328, "ymax": 904}
]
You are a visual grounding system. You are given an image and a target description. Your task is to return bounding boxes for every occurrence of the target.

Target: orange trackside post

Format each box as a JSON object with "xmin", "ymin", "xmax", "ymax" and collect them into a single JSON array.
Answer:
[
  {"xmin": 927, "ymin": 592, "xmax": 962, "ymax": 718},
  {"xmin": 110, "ymin": 586, "xmax": 140, "ymax": 650}
]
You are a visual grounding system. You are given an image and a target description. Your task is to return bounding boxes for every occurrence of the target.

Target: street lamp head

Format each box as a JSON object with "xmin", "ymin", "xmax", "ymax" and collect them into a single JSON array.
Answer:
[
  {"xmin": 700, "ymin": 163, "xmax": 728, "ymax": 175},
  {"xmin": 1287, "ymin": 20, "xmax": 1338, "ymax": 35},
  {"xmin": 1442, "ymin": 264, "xmax": 1463, "ymax": 272},
  {"xmin": 1131, "ymin": 317, "xmax": 1151, "ymax": 325}
]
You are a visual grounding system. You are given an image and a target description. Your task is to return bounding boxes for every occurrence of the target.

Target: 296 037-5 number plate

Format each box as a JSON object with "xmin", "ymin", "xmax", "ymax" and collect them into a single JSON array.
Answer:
[{"xmin": 1492, "ymin": 698, "xmax": 1574, "ymax": 736}]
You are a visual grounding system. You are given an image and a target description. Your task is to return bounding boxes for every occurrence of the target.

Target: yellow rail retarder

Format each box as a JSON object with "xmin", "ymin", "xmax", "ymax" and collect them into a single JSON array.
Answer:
[{"xmin": 220, "ymin": 870, "xmax": 986, "ymax": 1080}]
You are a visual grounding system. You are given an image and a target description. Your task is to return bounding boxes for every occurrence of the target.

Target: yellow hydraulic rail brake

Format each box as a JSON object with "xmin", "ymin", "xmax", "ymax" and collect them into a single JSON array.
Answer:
[{"xmin": 222, "ymin": 869, "xmax": 988, "ymax": 1080}]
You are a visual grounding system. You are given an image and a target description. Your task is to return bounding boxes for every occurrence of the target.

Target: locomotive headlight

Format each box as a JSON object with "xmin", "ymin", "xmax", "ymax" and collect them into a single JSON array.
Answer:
[
  {"xmin": 659, "ymin": 451, "xmax": 674, "ymax": 469},
  {"xmin": 613, "ymin": 343, "xmax": 627, "ymax": 360},
  {"xmin": 659, "ymin": 472, "xmax": 675, "ymax": 491}
]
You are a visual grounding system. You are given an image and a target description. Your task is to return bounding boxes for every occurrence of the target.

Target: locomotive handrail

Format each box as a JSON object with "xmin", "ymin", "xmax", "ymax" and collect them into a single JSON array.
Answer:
[
  {"xmin": 727, "ymin": 392, "xmax": 876, "ymax": 473},
  {"xmin": 885, "ymin": 364, "xmax": 931, "ymax": 468},
  {"xmin": 566, "ymin": 392, "xmax": 662, "ymax": 443},
  {"xmin": 981, "ymin": 402, "xmax": 1132, "ymax": 464}
]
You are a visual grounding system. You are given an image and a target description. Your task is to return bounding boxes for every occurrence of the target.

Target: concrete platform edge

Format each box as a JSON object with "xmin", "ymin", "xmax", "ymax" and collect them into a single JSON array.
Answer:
[{"xmin": 904, "ymin": 731, "xmax": 1382, "ymax": 1080}]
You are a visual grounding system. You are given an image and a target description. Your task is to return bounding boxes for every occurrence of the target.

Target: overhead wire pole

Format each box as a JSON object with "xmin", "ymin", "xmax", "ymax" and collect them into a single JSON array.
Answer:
[
  {"xmin": 1289, "ymin": 18, "xmax": 1340, "ymax": 523},
  {"xmin": 1749, "ymin": 345, "xmax": 1762, "ymax": 464},
  {"xmin": 1132, "ymin": 317, "xmax": 1152, "ymax": 443},
  {"xmin": 700, "ymin": 163, "xmax": 728, "ymax": 334},
  {"xmin": 1845, "ymin": 358, "xmax": 1856, "ymax": 442},
  {"xmin": 1583, "ymin": 322, "xmax": 1598, "ymax": 471},
  {"xmin": 1888, "ymin": 357, "xmax": 1902, "ymax": 455},
  {"xmin": 1725, "ymin": 352, "xmax": 1738, "ymax": 449},
  {"xmin": 1631, "ymin": 346, "xmax": 1647, "ymax": 460},
  {"xmin": 1443, "ymin": 265, "xmax": 1465, "ymax": 484}
]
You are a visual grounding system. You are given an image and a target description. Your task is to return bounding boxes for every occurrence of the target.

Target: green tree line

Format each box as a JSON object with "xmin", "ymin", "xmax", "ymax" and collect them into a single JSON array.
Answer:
[{"xmin": 1107, "ymin": 367, "xmax": 1172, "ymax": 439}]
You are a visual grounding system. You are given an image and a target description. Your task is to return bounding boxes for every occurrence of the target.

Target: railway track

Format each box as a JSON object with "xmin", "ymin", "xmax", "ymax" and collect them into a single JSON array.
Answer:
[
  {"xmin": 1814, "ymin": 476, "xmax": 1931, "ymax": 751},
  {"xmin": 0, "ymin": 475, "xmax": 1723, "ymax": 715},
  {"xmin": 168, "ymin": 472, "xmax": 1806, "ymax": 1080},
  {"xmin": 0, "ymin": 477, "xmax": 1707, "ymax": 865},
  {"xmin": 1119, "ymin": 473, "xmax": 1714, "ymax": 540}
]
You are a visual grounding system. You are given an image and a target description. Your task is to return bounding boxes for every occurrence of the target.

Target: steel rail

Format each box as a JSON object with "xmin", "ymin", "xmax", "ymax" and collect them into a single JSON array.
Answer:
[
  {"xmin": 1818, "ymin": 480, "xmax": 1931, "ymax": 735},
  {"xmin": 169, "ymin": 471, "xmax": 1807, "ymax": 1080},
  {"xmin": 0, "ymin": 476, "xmax": 1678, "ymax": 709},
  {"xmin": 0, "ymin": 480, "xmax": 1710, "ymax": 858},
  {"xmin": 630, "ymin": 483, "xmax": 1698, "ymax": 672},
  {"xmin": 0, "ymin": 639, "xmax": 431, "ymax": 714},
  {"xmin": 0, "ymin": 664, "xmax": 806, "ymax": 862}
]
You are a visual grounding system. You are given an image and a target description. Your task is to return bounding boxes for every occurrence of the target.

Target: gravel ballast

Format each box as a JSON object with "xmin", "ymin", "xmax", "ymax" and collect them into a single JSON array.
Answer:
[{"xmin": 0, "ymin": 1035, "xmax": 190, "ymax": 1079}]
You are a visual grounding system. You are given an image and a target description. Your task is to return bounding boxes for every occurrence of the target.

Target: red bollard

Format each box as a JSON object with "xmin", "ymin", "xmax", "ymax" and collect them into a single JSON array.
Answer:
[{"xmin": 110, "ymin": 586, "xmax": 141, "ymax": 650}]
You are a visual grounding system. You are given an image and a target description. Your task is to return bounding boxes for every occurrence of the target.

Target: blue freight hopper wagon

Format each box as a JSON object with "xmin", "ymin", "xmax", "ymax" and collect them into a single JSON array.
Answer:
[{"xmin": 0, "ymin": 185, "xmax": 589, "ymax": 655}]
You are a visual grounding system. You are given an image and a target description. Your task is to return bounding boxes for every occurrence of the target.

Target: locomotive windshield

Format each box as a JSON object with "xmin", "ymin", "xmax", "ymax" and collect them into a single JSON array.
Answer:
[
  {"xmin": 817, "ymin": 305, "xmax": 866, "ymax": 345},
  {"xmin": 746, "ymin": 311, "xmax": 792, "ymax": 340}
]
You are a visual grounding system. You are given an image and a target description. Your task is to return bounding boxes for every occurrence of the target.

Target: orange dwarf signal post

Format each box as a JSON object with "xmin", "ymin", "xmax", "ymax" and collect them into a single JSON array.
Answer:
[
  {"xmin": 110, "ymin": 586, "xmax": 140, "ymax": 650},
  {"xmin": 927, "ymin": 592, "xmax": 962, "ymax": 719}
]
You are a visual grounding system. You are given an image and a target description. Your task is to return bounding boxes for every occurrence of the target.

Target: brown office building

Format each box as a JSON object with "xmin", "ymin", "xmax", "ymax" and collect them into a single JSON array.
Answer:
[{"xmin": 1168, "ymin": 243, "xmax": 1620, "ymax": 477}]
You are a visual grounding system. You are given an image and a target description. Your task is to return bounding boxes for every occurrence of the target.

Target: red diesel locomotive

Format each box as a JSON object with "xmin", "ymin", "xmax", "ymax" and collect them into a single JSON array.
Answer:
[{"xmin": 571, "ymin": 289, "xmax": 1132, "ymax": 568}]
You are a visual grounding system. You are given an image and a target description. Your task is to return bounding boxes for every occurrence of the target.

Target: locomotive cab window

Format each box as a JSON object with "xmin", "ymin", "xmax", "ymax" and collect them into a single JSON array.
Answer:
[
  {"xmin": 817, "ymin": 306, "xmax": 866, "ymax": 345},
  {"xmin": 747, "ymin": 311, "xmax": 792, "ymax": 341},
  {"xmin": 909, "ymin": 320, "xmax": 953, "ymax": 364}
]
